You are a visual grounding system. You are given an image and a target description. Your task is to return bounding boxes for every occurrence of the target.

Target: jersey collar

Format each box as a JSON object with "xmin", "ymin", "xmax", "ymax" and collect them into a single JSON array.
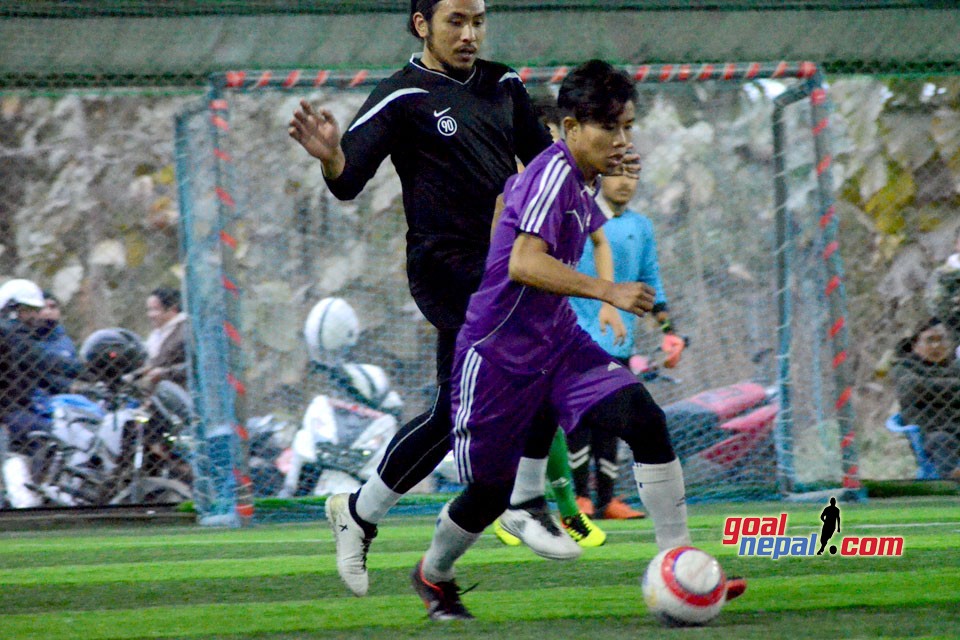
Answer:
[{"xmin": 409, "ymin": 52, "xmax": 477, "ymax": 85}]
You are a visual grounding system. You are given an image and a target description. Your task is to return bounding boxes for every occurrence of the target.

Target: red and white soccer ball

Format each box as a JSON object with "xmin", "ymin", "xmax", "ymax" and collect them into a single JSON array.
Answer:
[{"xmin": 641, "ymin": 546, "xmax": 727, "ymax": 627}]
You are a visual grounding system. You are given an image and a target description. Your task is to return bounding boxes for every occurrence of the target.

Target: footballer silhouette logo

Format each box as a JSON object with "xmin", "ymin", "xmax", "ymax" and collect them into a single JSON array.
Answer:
[{"xmin": 816, "ymin": 497, "xmax": 841, "ymax": 555}]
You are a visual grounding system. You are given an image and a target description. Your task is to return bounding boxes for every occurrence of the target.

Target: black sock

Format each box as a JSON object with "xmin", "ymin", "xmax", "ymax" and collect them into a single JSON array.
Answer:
[{"xmin": 348, "ymin": 491, "xmax": 378, "ymax": 538}]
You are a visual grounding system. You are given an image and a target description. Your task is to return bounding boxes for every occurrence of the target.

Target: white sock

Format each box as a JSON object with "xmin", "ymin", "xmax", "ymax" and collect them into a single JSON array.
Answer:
[
  {"xmin": 510, "ymin": 456, "xmax": 547, "ymax": 506},
  {"xmin": 422, "ymin": 502, "xmax": 481, "ymax": 582},
  {"xmin": 633, "ymin": 458, "xmax": 692, "ymax": 550},
  {"xmin": 354, "ymin": 472, "xmax": 402, "ymax": 525}
]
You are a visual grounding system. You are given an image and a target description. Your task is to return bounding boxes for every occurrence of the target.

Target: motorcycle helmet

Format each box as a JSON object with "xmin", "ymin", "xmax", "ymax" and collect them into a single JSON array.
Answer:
[
  {"xmin": 151, "ymin": 379, "xmax": 195, "ymax": 430},
  {"xmin": 80, "ymin": 328, "xmax": 148, "ymax": 385},
  {"xmin": 0, "ymin": 278, "xmax": 44, "ymax": 314},
  {"xmin": 304, "ymin": 297, "xmax": 359, "ymax": 362},
  {"xmin": 339, "ymin": 363, "xmax": 403, "ymax": 412}
]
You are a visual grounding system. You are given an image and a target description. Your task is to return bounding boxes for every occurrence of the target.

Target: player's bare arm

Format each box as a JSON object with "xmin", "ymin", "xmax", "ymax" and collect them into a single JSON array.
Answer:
[
  {"xmin": 590, "ymin": 228, "xmax": 628, "ymax": 343},
  {"xmin": 288, "ymin": 99, "xmax": 347, "ymax": 179},
  {"xmin": 509, "ymin": 232, "xmax": 654, "ymax": 316}
]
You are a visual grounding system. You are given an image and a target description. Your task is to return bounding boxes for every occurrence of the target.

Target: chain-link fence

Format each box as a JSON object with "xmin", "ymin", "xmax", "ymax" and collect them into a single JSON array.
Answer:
[{"xmin": 2, "ymin": 2, "xmax": 959, "ymax": 518}]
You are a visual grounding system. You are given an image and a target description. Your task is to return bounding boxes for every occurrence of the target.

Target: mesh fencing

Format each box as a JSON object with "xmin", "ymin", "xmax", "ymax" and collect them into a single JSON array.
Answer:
[
  {"xmin": 2, "ymin": 2, "xmax": 960, "ymax": 519},
  {"xmin": 171, "ymin": 64, "xmax": 853, "ymax": 518}
]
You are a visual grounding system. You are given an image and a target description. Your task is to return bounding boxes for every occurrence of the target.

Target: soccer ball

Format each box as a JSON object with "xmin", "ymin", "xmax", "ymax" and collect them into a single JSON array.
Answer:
[{"xmin": 641, "ymin": 546, "xmax": 727, "ymax": 627}]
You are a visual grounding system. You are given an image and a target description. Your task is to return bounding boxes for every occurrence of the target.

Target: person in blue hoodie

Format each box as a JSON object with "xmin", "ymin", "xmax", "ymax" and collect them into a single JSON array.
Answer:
[
  {"xmin": 0, "ymin": 280, "xmax": 80, "ymax": 448},
  {"xmin": 34, "ymin": 291, "xmax": 80, "ymax": 395},
  {"xmin": 568, "ymin": 173, "xmax": 675, "ymax": 520}
]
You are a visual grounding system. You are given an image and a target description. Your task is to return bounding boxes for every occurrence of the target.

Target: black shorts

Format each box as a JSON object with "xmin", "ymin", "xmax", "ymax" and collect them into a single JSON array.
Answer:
[
  {"xmin": 407, "ymin": 240, "xmax": 486, "ymax": 332},
  {"xmin": 407, "ymin": 239, "xmax": 487, "ymax": 384}
]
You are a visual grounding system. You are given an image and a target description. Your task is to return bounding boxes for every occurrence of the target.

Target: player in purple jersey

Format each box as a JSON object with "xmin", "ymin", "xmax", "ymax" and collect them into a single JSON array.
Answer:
[{"xmin": 410, "ymin": 60, "xmax": 746, "ymax": 621}]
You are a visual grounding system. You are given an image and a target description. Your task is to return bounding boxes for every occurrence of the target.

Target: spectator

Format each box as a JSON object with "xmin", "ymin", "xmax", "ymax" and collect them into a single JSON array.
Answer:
[
  {"xmin": 892, "ymin": 317, "xmax": 960, "ymax": 480},
  {"xmin": 0, "ymin": 279, "xmax": 80, "ymax": 446},
  {"xmin": 568, "ymin": 172, "xmax": 675, "ymax": 520},
  {"xmin": 927, "ymin": 228, "xmax": 960, "ymax": 354},
  {"xmin": 137, "ymin": 287, "xmax": 188, "ymax": 390},
  {"xmin": 34, "ymin": 291, "xmax": 80, "ymax": 395}
]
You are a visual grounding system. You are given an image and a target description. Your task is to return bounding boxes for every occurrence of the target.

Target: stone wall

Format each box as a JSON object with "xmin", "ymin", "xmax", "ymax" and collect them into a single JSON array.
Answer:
[{"xmin": 2, "ymin": 74, "xmax": 958, "ymax": 479}]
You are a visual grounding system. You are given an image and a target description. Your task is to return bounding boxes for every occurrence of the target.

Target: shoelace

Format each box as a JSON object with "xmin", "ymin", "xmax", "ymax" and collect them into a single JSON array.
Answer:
[
  {"xmin": 563, "ymin": 515, "xmax": 590, "ymax": 538},
  {"xmin": 435, "ymin": 580, "xmax": 478, "ymax": 612},
  {"xmin": 528, "ymin": 506, "xmax": 563, "ymax": 536},
  {"xmin": 357, "ymin": 522, "xmax": 377, "ymax": 570},
  {"xmin": 359, "ymin": 537, "xmax": 372, "ymax": 570}
]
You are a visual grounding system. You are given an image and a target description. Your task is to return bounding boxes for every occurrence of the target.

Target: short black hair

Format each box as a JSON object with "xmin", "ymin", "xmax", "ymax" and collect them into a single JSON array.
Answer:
[
  {"xmin": 151, "ymin": 286, "xmax": 181, "ymax": 312},
  {"xmin": 408, "ymin": 0, "xmax": 442, "ymax": 38},
  {"xmin": 557, "ymin": 59, "xmax": 637, "ymax": 126},
  {"xmin": 529, "ymin": 87, "xmax": 561, "ymax": 128}
]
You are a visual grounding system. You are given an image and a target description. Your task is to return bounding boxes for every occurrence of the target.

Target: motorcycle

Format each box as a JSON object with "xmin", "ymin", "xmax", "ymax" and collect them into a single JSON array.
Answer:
[
  {"xmin": 0, "ymin": 425, "xmax": 44, "ymax": 508},
  {"xmin": 20, "ymin": 378, "xmax": 195, "ymax": 507},
  {"xmin": 277, "ymin": 362, "xmax": 402, "ymax": 498},
  {"xmin": 3, "ymin": 327, "xmax": 196, "ymax": 508},
  {"xmin": 615, "ymin": 352, "xmax": 779, "ymax": 495}
]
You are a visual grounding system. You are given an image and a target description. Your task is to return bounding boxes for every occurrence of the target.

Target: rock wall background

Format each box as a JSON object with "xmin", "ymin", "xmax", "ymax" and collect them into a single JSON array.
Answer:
[{"xmin": 2, "ymin": 75, "xmax": 958, "ymax": 481}]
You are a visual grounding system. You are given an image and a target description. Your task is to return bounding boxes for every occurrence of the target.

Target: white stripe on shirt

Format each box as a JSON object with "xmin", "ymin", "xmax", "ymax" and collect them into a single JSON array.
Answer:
[
  {"xmin": 521, "ymin": 152, "xmax": 571, "ymax": 234},
  {"xmin": 529, "ymin": 164, "xmax": 570, "ymax": 234},
  {"xmin": 347, "ymin": 88, "xmax": 429, "ymax": 132},
  {"xmin": 519, "ymin": 152, "xmax": 563, "ymax": 231}
]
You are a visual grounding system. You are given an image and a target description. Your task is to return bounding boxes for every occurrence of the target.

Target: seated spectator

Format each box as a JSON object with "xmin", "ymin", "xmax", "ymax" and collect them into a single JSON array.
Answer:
[
  {"xmin": 0, "ymin": 279, "xmax": 81, "ymax": 447},
  {"xmin": 136, "ymin": 287, "xmax": 188, "ymax": 390},
  {"xmin": 891, "ymin": 317, "xmax": 960, "ymax": 479}
]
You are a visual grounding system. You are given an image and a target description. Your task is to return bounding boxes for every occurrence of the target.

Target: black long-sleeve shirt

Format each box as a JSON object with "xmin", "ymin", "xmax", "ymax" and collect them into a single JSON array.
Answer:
[{"xmin": 325, "ymin": 55, "xmax": 553, "ymax": 280}]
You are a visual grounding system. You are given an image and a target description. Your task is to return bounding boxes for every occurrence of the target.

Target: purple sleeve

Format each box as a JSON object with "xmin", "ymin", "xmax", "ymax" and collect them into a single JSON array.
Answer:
[{"xmin": 512, "ymin": 152, "xmax": 572, "ymax": 251}]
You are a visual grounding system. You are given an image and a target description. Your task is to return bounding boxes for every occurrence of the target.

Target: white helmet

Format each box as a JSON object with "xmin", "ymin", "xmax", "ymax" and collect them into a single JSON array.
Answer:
[
  {"xmin": 0, "ymin": 278, "xmax": 44, "ymax": 312},
  {"xmin": 340, "ymin": 363, "xmax": 403, "ymax": 410},
  {"xmin": 304, "ymin": 297, "xmax": 359, "ymax": 361}
]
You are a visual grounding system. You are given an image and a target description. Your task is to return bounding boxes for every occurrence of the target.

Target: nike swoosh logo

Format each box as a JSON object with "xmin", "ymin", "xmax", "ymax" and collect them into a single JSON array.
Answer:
[{"xmin": 433, "ymin": 108, "xmax": 451, "ymax": 117}]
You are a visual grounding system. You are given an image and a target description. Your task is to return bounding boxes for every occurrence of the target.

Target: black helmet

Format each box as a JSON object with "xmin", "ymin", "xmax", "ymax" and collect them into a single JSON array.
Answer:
[
  {"xmin": 151, "ymin": 379, "xmax": 195, "ymax": 430},
  {"xmin": 80, "ymin": 328, "xmax": 148, "ymax": 384}
]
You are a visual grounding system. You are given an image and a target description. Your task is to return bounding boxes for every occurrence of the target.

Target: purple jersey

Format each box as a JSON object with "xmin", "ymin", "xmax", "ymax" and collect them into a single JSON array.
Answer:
[{"xmin": 458, "ymin": 141, "xmax": 606, "ymax": 374}]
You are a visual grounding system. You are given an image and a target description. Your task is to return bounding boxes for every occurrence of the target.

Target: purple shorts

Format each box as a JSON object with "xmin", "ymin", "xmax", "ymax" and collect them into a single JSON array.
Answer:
[{"xmin": 450, "ymin": 338, "xmax": 637, "ymax": 485}]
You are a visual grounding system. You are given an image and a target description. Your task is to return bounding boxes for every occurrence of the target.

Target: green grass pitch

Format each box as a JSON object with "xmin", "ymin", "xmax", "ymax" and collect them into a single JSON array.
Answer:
[{"xmin": 1, "ymin": 496, "xmax": 958, "ymax": 639}]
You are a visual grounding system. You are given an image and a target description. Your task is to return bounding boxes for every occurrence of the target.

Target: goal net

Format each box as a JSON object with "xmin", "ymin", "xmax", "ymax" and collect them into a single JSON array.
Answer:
[{"xmin": 174, "ymin": 63, "xmax": 859, "ymax": 522}]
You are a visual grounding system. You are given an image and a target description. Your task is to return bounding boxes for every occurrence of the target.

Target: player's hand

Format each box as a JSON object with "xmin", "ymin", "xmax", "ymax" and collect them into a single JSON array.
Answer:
[
  {"xmin": 598, "ymin": 303, "xmax": 627, "ymax": 345},
  {"xmin": 289, "ymin": 100, "xmax": 344, "ymax": 167},
  {"xmin": 607, "ymin": 282, "xmax": 655, "ymax": 317},
  {"xmin": 620, "ymin": 151, "xmax": 641, "ymax": 179},
  {"xmin": 604, "ymin": 143, "xmax": 641, "ymax": 178}
]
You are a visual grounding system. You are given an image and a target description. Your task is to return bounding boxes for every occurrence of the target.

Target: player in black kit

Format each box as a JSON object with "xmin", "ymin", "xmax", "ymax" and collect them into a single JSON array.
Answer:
[{"xmin": 289, "ymin": 0, "xmax": 589, "ymax": 597}]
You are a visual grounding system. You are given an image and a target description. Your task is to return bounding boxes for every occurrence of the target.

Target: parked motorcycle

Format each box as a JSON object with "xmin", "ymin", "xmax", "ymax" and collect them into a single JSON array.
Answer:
[
  {"xmin": 616, "ymin": 352, "xmax": 779, "ymax": 494},
  {"xmin": 278, "ymin": 362, "xmax": 401, "ymax": 497},
  {"xmin": 11, "ymin": 328, "xmax": 195, "ymax": 507},
  {"xmin": 276, "ymin": 297, "xmax": 402, "ymax": 498}
]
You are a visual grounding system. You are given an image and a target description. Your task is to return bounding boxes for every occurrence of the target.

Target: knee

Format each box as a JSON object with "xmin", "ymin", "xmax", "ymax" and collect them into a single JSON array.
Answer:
[{"xmin": 586, "ymin": 385, "xmax": 674, "ymax": 465}]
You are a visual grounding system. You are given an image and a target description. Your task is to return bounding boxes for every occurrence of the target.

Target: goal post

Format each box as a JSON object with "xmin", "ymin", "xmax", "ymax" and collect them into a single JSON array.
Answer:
[{"xmin": 175, "ymin": 61, "xmax": 863, "ymax": 524}]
